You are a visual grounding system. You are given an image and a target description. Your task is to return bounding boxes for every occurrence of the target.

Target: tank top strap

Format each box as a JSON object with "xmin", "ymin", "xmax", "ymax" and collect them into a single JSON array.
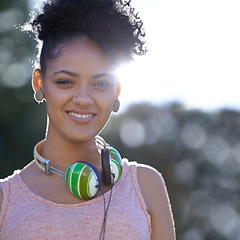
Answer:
[
  {"xmin": 127, "ymin": 160, "xmax": 152, "ymax": 233},
  {"xmin": 0, "ymin": 173, "xmax": 13, "ymax": 229}
]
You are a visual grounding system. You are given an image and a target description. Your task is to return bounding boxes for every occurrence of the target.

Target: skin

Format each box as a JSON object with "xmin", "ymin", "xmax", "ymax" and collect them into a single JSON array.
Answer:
[{"xmin": 0, "ymin": 38, "xmax": 175, "ymax": 239}]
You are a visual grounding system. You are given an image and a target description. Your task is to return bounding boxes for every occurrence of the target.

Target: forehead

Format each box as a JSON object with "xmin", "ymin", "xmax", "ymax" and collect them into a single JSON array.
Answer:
[{"xmin": 44, "ymin": 38, "xmax": 115, "ymax": 76}]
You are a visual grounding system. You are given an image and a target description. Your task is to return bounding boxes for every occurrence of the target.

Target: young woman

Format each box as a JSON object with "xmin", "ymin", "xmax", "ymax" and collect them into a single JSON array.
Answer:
[{"xmin": 0, "ymin": 0, "xmax": 175, "ymax": 239}]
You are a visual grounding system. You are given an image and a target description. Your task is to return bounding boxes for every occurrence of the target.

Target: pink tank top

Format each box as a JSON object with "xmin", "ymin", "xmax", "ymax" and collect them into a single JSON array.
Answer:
[{"xmin": 0, "ymin": 159, "xmax": 151, "ymax": 240}]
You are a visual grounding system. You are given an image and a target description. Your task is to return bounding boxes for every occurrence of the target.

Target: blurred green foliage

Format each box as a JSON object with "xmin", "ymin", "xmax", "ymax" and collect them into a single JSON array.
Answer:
[{"xmin": 1, "ymin": 1, "xmax": 240, "ymax": 240}]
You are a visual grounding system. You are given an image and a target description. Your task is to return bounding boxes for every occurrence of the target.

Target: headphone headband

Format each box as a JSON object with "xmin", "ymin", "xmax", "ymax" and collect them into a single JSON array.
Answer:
[{"xmin": 34, "ymin": 135, "xmax": 108, "ymax": 176}]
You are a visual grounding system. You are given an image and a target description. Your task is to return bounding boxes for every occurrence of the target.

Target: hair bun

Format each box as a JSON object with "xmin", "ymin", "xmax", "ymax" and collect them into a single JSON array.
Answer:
[{"xmin": 25, "ymin": 0, "xmax": 146, "ymax": 69}]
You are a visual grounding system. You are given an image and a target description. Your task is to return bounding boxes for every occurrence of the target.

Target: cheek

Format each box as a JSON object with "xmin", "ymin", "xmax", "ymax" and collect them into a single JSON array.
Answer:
[
  {"xmin": 98, "ymin": 95, "xmax": 115, "ymax": 111},
  {"xmin": 44, "ymin": 85, "xmax": 70, "ymax": 104},
  {"xmin": 44, "ymin": 93, "xmax": 67, "ymax": 118}
]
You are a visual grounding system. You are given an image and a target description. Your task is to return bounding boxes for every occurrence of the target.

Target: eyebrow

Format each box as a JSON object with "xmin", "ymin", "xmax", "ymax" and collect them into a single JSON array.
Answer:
[
  {"xmin": 92, "ymin": 73, "xmax": 116, "ymax": 80},
  {"xmin": 53, "ymin": 70, "xmax": 78, "ymax": 77},
  {"xmin": 53, "ymin": 71, "xmax": 115, "ymax": 79}
]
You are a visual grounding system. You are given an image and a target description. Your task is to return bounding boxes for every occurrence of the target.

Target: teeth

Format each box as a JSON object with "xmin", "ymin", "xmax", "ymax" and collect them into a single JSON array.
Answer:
[{"xmin": 69, "ymin": 112, "xmax": 94, "ymax": 119}]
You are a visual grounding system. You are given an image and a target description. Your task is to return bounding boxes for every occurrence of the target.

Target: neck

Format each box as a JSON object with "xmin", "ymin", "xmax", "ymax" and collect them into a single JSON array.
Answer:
[{"xmin": 40, "ymin": 136, "xmax": 101, "ymax": 172}]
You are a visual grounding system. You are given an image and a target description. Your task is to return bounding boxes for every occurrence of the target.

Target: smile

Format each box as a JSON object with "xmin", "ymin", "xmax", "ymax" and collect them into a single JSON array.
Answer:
[{"xmin": 68, "ymin": 112, "xmax": 95, "ymax": 119}]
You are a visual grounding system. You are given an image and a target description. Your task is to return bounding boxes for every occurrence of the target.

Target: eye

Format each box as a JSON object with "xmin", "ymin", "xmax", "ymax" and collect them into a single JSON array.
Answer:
[
  {"xmin": 56, "ymin": 80, "xmax": 73, "ymax": 85},
  {"xmin": 93, "ymin": 81, "xmax": 111, "ymax": 88}
]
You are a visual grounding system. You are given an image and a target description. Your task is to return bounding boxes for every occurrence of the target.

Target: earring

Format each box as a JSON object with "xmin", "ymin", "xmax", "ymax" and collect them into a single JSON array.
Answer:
[
  {"xmin": 113, "ymin": 99, "xmax": 120, "ymax": 113},
  {"xmin": 34, "ymin": 90, "xmax": 44, "ymax": 102}
]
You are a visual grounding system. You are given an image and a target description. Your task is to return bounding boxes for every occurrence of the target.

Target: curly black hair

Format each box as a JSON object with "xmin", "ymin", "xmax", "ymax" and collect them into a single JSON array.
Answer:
[{"xmin": 24, "ymin": 0, "xmax": 146, "ymax": 72}]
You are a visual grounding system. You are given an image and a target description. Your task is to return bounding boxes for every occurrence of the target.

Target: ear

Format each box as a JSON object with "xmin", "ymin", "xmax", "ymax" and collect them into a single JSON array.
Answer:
[
  {"xmin": 32, "ymin": 69, "xmax": 43, "ymax": 93},
  {"xmin": 116, "ymin": 79, "xmax": 121, "ymax": 98}
]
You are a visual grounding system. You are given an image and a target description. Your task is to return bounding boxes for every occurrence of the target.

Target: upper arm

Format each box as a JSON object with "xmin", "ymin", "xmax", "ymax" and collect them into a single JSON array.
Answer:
[{"xmin": 137, "ymin": 165, "xmax": 176, "ymax": 240}]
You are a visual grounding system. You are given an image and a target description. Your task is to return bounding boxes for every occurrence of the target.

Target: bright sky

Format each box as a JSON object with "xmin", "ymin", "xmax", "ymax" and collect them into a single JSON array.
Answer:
[{"xmin": 31, "ymin": 0, "xmax": 240, "ymax": 112}]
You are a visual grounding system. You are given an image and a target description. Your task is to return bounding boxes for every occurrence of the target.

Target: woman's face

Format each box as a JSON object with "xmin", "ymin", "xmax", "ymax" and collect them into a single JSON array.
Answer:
[{"xmin": 39, "ymin": 38, "xmax": 120, "ymax": 143}]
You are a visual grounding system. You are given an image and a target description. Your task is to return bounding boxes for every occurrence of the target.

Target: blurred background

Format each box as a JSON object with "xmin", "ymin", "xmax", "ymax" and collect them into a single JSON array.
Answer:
[{"xmin": 1, "ymin": 0, "xmax": 240, "ymax": 239}]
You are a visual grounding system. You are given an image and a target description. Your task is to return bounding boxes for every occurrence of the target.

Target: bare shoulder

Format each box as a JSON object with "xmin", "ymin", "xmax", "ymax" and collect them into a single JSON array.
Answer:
[
  {"xmin": 137, "ymin": 164, "xmax": 168, "ymax": 213},
  {"xmin": 137, "ymin": 164, "xmax": 163, "ymax": 184},
  {"xmin": 137, "ymin": 164, "xmax": 176, "ymax": 240}
]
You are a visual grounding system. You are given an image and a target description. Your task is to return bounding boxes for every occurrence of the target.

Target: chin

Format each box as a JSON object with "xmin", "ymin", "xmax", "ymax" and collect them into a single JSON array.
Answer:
[{"xmin": 67, "ymin": 132, "xmax": 98, "ymax": 143}]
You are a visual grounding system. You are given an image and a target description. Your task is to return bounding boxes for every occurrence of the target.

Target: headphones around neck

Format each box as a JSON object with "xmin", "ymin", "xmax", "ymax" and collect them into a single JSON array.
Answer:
[{"xmin": 34, "ymin": 136, "xmax": 123, "ymax": 200}]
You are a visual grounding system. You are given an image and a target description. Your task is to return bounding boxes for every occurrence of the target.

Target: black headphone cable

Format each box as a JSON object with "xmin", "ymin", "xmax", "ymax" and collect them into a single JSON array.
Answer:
[{"xmin": 99, "ymin": 175, "xmax": 115, "ymax": 240}]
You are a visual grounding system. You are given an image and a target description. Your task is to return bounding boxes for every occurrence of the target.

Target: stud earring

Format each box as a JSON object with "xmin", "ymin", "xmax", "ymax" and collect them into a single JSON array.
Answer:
[
  {"xmin": 34, "ymin": 90, "xmax": 44, "ymax": 102},
  {"xmin": 113, "ymin": 99, "xmax": 120, "ymax": 113}
]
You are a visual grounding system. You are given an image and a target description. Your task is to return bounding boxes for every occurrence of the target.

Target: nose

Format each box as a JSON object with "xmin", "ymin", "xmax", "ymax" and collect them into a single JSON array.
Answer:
[{"xmin": 72, "ymin": 85, "xmax": 93, "ymax": 107}]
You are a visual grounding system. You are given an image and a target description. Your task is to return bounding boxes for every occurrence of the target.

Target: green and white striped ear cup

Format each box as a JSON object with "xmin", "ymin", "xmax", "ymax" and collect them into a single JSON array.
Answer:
[
  {"xmin": 109, "ymin": 147, "xmax": 123, "ymax": 183},
  {"xmin": 65, "ymin": 147, "xmax": 122, "ymax": 200},
  {"xmin": 66, "ymin": 161, "xmax": 102, "ymax": 200}
]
